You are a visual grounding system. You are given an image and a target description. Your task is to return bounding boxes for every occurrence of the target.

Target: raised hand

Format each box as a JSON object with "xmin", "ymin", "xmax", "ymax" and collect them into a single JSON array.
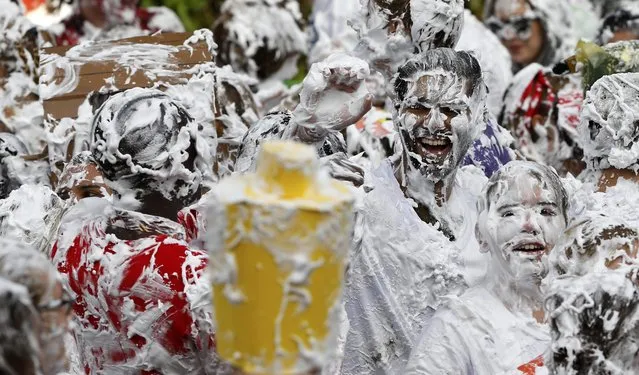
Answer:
[{"xmin": 294, "ymin": 53, "xmax": 373, "ymax": 143}]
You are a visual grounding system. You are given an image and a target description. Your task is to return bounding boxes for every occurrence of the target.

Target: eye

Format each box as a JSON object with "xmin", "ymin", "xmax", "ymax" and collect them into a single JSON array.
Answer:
[
  {"xmin": 501, "ymin": 211, "xmax": 514, "ymax": 218},
  {"xmin": 541, "ymin": 208, "xmax": 557, "ymax": 217},
  {"xmin": 440, "ymin": 107, "xmax": 460, "ymax": 118},
  {"xmin": 486, "ymin": 20, "xmax": 502, "ymax": 33},
  {"xmin": 407, "ymin": 106, "xmax": 431, "ymax": 116}
]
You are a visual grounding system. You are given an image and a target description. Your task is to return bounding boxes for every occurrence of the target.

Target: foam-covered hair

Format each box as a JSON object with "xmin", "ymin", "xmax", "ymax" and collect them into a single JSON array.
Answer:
[
  {"xmin": 477, "ymin": 160, "xmax": 568, "ymax": 221},
  {"xmin": 598, "ymin": 1, "xmax": 639, "ymax": 45},
  {"xmin": 547, "ymin": 270, "xmax": 639, "ymax": 374},
  {"xmin": 213, "ymin": 0, "xmax": 306, "ymax": 80},
  {"xmin": 393, "ymin": 48, "xmax": 484, "ymax": 104},
  {"xmin": 578, "ymin": 73, "xmax": 639, "ymax": 171},
  {"xmin": 91, "ymin": 88, "xmax": 211, "ymax": 203},
  {"xmin": 550, "ymin": 214, "xmax": 639, "ymax": 277}
]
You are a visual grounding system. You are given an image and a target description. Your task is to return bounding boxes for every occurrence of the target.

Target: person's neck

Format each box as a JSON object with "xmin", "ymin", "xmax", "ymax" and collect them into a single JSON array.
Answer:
[
  {"xmin": 597, "ymin": 168, "xmax": 639, "ymax": 192},
  {"xmin": 488, "ymin": 268, "xmax": 545, "ymax": 324},
  {"xmin": 394, "ymin": 153, "xmax": 456, "ymax": 207}
]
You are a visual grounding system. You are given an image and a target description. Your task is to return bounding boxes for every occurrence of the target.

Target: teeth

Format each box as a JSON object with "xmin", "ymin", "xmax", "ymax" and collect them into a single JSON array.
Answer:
[
  {"xmin": 518, "ymin": 244, "xmax": 544, "ymax": 251},
  {"xmin": 421, "ymin": 138, "xmax": 450, "ymax": 146}
]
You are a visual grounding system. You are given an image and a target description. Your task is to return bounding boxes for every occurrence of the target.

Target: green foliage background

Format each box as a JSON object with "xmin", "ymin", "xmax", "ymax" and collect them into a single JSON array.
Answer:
[
  {"xmin": 140, "ymin": 0, "xmax": 219, "ymax": 31},
  {"xmin": 139, "ymin": 0, "xmax": 314, "ymax": 32}
]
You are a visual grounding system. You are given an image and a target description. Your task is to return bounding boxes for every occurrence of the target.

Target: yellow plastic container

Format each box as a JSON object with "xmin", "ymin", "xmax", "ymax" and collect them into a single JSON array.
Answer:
[{"xmin": 209, "ymin": 140, "xmax": 354, "ymax": 374}]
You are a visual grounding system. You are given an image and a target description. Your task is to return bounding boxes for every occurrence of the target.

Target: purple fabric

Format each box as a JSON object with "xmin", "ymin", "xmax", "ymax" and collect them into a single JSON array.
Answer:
[{"xmin": 463, "ymin": 120, "xmax": 514, "ymax": 177}]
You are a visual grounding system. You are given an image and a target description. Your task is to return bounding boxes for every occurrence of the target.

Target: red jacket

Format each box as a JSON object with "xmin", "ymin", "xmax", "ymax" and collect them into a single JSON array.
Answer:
[{"xmin": 51, "ymin": 199, "xmax": 218, "ymax": 374}]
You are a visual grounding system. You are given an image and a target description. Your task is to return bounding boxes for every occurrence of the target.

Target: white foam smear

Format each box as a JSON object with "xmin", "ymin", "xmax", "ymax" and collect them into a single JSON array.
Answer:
[
  {"xmin": 578, "ymin": 73, "xmax": 639, "ymax": 172},
  {"xmin": 307, "ymin": 0, "xmax": 360, "ymax": 64},
  {"xmin": 337, "ymin": 160, "xmax": 470, "ymax": 374},
  {"xmin": 456, "ymin": 10, "xmax": 512, "ymax": 117},
  {"xmin": 0, "ymin": 184, "xmax": 65, "ymax": 255},
  {"xmin": 0, "ymin": 238, "xmax": 70, "ymax": 374},
  {"xmin": 350, "ymin": 0, "xmax": 464, "ymax": 84},
  {"xmin": 407, "ymin": 161, "xmax": 567, "ymax": 374},
  {"xmin": 409, "ymin": 0, "xmax": 464, "ymax": 52},
  {"xmin": 52, "ymin": 196, "xmax": 221, "ymax": 373},
  {"xmin": 216, "ymin": 0, "xmax": 306, "ymax": 80},
  {"xmin": 0, "ymin": 275, "xmax": 41, "ymax": 375},
  {"xmin": 0, "ymin": 1, "xmax": 45, "ymax": 153},
  {"xmin": 546, "ymin": 269, "xmax": 639, "ymax": 374}
]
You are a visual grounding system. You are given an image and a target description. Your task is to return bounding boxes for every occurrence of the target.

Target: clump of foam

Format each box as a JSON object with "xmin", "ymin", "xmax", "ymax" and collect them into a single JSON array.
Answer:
[{"xmin": 578, "ymin": 73, "xmax": 639, "ymax": 172}]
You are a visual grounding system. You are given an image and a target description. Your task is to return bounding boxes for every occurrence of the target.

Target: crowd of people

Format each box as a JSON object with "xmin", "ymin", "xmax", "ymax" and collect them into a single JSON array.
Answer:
[{"xmin": 1, "ymin": 0, "xmax": 639, "ymax": 374}]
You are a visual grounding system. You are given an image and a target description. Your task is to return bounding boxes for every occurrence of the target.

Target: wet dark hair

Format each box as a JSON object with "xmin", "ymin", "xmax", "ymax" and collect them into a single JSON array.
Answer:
[
  {"xmin": 598, "ymin": 8, "xmax": 639, "ymax": 45},
  {"xmin": 213, "ymin": 0, "xmax": 305, "ymax": 80},
  {"xmin": 0, "ymin": 134, "xmax": 27, "ymax": 200},
  {"xmin": 393, "ymin": 48, "xmax": 484, "ymax": 105},
  {"xmin": 482, "ymin": 161, "xmax": 569, "ymax": 223},
  {"xmin": 549, "ymin": 276, "xmax": 639, "ymax": 374}
]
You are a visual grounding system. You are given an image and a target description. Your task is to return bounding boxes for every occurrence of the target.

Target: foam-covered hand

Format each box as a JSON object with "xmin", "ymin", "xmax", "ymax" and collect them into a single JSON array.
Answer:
[{"xmin": 294, "ymin": 53, "xmax": 373, "ymax": 142}]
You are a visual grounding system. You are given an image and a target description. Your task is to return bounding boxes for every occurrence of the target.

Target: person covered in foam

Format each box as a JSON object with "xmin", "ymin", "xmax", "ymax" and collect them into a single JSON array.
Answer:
[
  {"xmin": 350, "ymin": 0, "xmax": 516, "ymax": 177},
  {"xmin": 0, "ymin": 133, "xmax": 50, "ymax": 199},
  {"xmin": 597, "ymin": 1, "xmax": 639, "ymax": 45},
  {"xmin": 406, "ymin": 161, "xmax": 569, "ymax": 374},
  {"xmin": 483, "ymin": 0, "xmax": 576, "ymax": 74},
  {"xmin": 213, "ymin": 0, "xmax": 307, "ymax": 112},
  {"xmin": 50, "ymin": 88, "xmax": 223, "ymax": 374},
  {"xmin": 338, "ymin": 49, "xmax": 498, "ymax": 374},
  {"xmin": 0, "ymin": 1, "xmax": 45, "ymax": 154},
  {"xmin": 51, "ymin": 0, "xmax": 184, "ymax": 46},
  {"xmin": 544, "ymin": 214, "xmax": 639, "ymax": 374},
  {"xmin": 566, "ymin": 73, "xmax": 639, "ymax": 233},
  {"xmin": 0, "ymin": 238, "xmax": 72, "ymax": 375},
  {"xmin": 547, "ymin": 269, "xmax": 639, "ymax": 374}
]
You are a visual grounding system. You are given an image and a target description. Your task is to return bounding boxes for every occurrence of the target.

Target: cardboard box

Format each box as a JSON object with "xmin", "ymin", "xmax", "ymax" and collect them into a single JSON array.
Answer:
[{"xmin": 39, "ymin": 32, "xmax": 216, "ymax": 121}]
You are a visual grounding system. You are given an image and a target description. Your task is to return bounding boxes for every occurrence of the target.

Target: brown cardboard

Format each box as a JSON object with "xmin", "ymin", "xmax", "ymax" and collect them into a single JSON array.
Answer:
[{"xmin": 40, "ymin": 32, "xmax": 215, "ymax": 121}]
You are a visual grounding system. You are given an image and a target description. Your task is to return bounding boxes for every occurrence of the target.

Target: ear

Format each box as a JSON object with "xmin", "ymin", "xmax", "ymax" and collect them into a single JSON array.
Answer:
[{"xmin": 475, "ymin": 215, "xmax": 490, "ymax": 254}]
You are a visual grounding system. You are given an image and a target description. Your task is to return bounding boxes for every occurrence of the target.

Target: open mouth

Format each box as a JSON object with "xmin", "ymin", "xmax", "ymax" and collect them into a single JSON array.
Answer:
[
  {"xmin": 416, "ymin": 135, "xmax": 453, "ymax": 160},
  {"xmin": 512, "ymin": 242, "xmax": 546, "ymax": 256}
]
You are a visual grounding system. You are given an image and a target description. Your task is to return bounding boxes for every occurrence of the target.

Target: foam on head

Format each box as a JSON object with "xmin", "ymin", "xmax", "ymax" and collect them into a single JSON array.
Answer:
[
  {"xmin": 90, "ymin": 88, "xmax": 211, "ymax": 205},
  {"xmin": 578, "ymin": 73, "xmax": 639, "ymax": 172}
]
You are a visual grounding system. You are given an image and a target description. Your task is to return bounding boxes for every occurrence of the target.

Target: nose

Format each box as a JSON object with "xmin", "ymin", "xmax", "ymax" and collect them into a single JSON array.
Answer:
[
  {"xmin": 426, "ymin": 108, "xmax": 445, "ymax": 132},
  {"xmin": 521, "ymin": 212, "xmax": 541, "ymax": 235}
]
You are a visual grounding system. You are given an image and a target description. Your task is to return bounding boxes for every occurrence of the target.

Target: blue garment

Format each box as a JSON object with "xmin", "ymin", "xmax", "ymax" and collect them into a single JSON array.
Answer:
[{"xmin": 463, "ymin": 119, "xmax": 514, "ymax": 177}]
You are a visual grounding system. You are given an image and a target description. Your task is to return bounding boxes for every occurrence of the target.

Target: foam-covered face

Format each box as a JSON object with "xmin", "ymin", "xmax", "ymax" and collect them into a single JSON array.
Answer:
[
  {"xmin": 57, "ymin": 160, "xmax": 111, "ymax": 202},
  {"xmin": 480, "ymin": 170, "xmax": 566, "ymax": 279},
  {"xmin": 579, "ymin": 74, "xmax": 639, "ymax": 170},
  {"xmin": 397, "ymin": 70, "xmax": 474, "ymax": 181},
  {"xmin": 489, "ymin": 0, "xmax": 544, "ymax": 66}
]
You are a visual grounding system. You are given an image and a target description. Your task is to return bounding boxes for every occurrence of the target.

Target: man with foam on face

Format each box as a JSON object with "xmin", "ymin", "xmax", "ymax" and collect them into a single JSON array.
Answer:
[
  {"xmin": 405, "ymin": 161, "xmax": 569, "ymax": 374},
  {"xmin": 339, "ymin": 49, "xmax": 495, "ymax": 374}
]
